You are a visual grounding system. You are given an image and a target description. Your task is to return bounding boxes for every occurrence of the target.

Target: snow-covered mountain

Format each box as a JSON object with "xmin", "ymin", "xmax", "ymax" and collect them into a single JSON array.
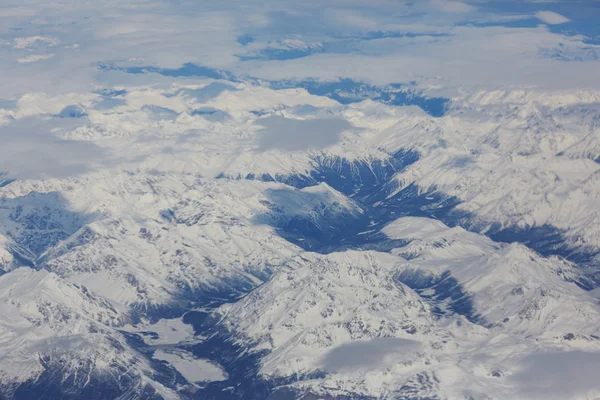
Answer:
[
  {"xmin": 0, "ymin": 267, "xmax": 180, "ymax": 400},
  {"xmin": 203, "ymin": 216, "xmax": 600, "ymax": 399},
  {"xmin": 1, "ymin": 19, "xmax": 600, "ymax": 397}
]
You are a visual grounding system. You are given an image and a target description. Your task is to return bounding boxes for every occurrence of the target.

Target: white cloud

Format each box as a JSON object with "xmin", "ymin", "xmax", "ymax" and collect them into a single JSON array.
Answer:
[
  {"xmin": 0, "ymin": 117, "xmax": 108, "ymax": 180},
  {"xmin": 0, "ymin": 0, "xmax": 599, "ymax": 98},
  {"xmin": 0, "ymin": 1, "xmax": 596, "ymax": 104},
  {"xmin": 244, "ymin": 24, "xmax": 600, "ymax": 90},
  {"xmin": 13, "ymin": 36, "xmax": 59, "ymax": 49},
  {"xmin": 535, "ymin": 10, "xmax": 571, "ymax": 25},
  {"xmin": 256, "ymin": 116, "xmax": 353, "ymax": 151},
  {"xmin": 320, "ymin": 338, "xmax": 421, "ymax": 373},
  {"xmin": 429, "ymin": 0, "xmax": 476, "ymax": 13},
  {"xmin": 511, "ymin": 351, "xmax": 600, "ymax": 399},
  {"xmin": 17, "ymin": 54, "xmax": 55, "ymax": 63},
  {"xmin": 325, "ymin": 9, "xmax": 380, "ymax": 30}
]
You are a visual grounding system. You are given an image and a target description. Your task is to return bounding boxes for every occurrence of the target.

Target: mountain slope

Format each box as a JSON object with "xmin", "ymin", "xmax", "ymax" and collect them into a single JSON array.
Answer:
[
  {"xmin": 206, "ymin": 217, "xmax": 600, "ymax": 399},
  {"xmin": 0, "ymin": 268, "xmax": 178, "ymax": 399}
]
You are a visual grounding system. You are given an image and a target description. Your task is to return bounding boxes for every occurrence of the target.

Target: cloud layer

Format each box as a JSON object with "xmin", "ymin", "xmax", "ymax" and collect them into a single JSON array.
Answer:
[
  {"xmin": 256, "ymin": 116, "xmax": 352, "ymax": 151},
  {"xmin": 0, "ymin": 117, "xmax": 107, "ymax": 180},
  {"xmin": 535, "ymin": 11, "xmax": 570, "ymax": 25},
  {"xmin": 0, "ymin": 0, "xmax": 598, "ymax": 179}
]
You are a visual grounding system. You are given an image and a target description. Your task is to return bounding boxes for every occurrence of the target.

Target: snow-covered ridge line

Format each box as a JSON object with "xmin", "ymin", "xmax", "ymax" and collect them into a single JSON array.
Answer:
[
  {"xmin": 1, "ymin": 76, "xmax": 600, "ymax": 398},
  {"xmin": 207, "ymin": 216, "xmax": 600, "ymax": 399}
]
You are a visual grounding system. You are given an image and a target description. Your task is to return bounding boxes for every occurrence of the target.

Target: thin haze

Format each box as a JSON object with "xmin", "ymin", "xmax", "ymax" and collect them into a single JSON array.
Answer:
[
  {"xmin": 256, "ymin": 116, "xmax": 352, "ymax": 151},
  {"xmin": 0, "ymin": 117, "xmax": 107, "ymax": 180},
  {"xmin": 320, "ymin": 338, "xmax": 421, "ymax": 373}
]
